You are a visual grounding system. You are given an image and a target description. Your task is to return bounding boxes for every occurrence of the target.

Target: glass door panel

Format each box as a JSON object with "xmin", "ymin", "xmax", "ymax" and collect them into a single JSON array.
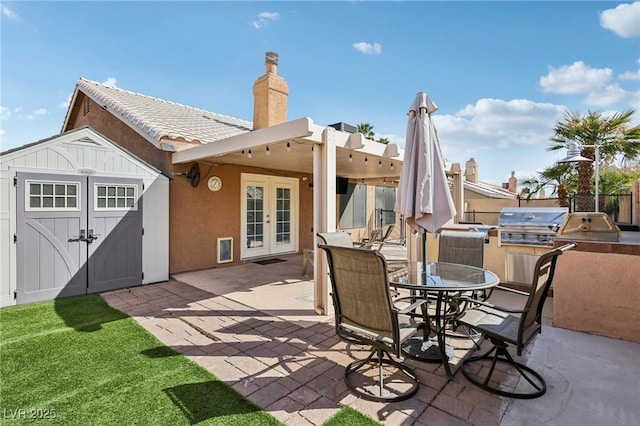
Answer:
[{"xmin": 241, "ymin": 174, "xmax": 298, "ymax": 259}]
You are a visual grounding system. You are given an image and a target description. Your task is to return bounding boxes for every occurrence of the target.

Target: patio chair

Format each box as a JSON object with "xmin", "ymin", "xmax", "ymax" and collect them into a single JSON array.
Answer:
[
  {"xmin": 353, "ymin": 228, "xmax": 384, "ymax": 249},
  {"xmin": 437, "ymin": 230, "xmax": 487, "ymax": 336},
  {"xmin": 438, "ymin": 230, "xmax": 484, "ymax": 268},
  {"xmin": 317, "ymin": 231, "xmax": 354, "ymax": 247},
  {"xmin": 318, "ymin": 244, "xmax": 429, "ymax": 402},
  {"xmin": 456, "ymin": 242, "xmax": 576, "ymax": 399}
]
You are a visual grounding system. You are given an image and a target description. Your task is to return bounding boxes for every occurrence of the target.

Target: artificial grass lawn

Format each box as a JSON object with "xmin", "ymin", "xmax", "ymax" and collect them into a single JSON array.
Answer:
[
  {"xmin": 0, "ymin": 294, "xmax": 380, "ymax": 425},
  {"xmin": 324, "ymin": 407, "xmax": 382, "ymax": 425},
  {"xmin": 0, "ymin": 294, "xmax": 281, "ymax": 425}
]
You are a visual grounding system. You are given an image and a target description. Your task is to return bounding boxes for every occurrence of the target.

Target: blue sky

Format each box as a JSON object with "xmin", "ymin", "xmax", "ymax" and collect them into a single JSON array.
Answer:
[{"xmin": 1, "ymin": 1, "xmax": 639, "ymax": 186}]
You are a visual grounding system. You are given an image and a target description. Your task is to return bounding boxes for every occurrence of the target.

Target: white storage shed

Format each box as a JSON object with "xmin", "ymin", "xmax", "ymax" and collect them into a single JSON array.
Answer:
[{"xmin": 0, "ymin": 127, "xmax": 169, "ymax": 307}]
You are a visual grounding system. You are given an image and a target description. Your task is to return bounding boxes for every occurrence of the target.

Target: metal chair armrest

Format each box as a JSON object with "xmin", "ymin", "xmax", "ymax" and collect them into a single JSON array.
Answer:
[
  {"xmin": 393, "ymin": 297, "xmax": 428, "ymax": 315},
  {"xmin": 457, "ymin": 296, "xmax": 527, "ymax": 314},
  {"xmin": 493, "ymin": 285, "xmax": 530, "ymax": 297}
]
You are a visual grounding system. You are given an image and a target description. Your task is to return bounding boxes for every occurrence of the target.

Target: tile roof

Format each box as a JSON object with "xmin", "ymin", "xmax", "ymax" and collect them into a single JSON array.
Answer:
[
  {"xmin": 70, "ymin": 78, "xmax": 252, "ymax": 146},
  {"xmin": 465, "ymin": 179, "xmax": 517, "ymax": 199}
]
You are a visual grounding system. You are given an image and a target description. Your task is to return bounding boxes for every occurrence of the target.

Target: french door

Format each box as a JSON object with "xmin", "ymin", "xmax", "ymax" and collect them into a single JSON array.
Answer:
[{"xmin": 240, "ymin": 174, "xmax": 298, "ymax": 259}]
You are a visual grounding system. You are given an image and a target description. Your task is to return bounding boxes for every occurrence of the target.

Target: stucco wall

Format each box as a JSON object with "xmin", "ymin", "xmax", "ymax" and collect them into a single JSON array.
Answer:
[
  {"xmin": 169, "ymin": 163, "xmax": 313, "ymax": 273},
  {"xmin": 553, "ymin": 247, "xmax": 640, "ymax": 344},
  {"xmin": 66, "ymin": 96, "xmax": 315, "ymax": 274}
]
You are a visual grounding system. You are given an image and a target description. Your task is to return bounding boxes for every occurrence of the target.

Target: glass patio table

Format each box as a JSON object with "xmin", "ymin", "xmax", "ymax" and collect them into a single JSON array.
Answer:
[{"xmin": 388, "ymin": 261, "xmax": 500, "ymax": 379}]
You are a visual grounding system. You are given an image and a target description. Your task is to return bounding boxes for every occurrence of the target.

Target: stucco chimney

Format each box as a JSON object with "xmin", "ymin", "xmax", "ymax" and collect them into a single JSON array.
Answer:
[
  {"xmin": 464, "ymin": 158, "xmax": 478, "ymax": 183},
  {"xmin": 253, "ymin": 51, "xmax": 289, "ymax": 130},
  {"xmin": 508, "ymin": 170, "xmax": 517, "ymax": 193}
]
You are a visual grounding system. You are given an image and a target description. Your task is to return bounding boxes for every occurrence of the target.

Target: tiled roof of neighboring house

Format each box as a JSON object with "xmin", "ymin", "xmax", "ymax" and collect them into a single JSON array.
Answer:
[
  {"xmin": 65, "ymin": 78, "xmax": 252, "ymax": 148},
  {"xmin": 465, "ymin": 180, "xmax": 517, "ymax": 199}
]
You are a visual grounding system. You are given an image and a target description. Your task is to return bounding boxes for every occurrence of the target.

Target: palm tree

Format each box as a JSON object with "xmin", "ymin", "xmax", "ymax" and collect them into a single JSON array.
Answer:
[
  {"xmin": 520, "ymin": 163, "xmax": 576, "ymax": 207},
  {"xmin": 357, "ymin": 123, "xmax": 375, "ymax": 140},
  {"xmin": 598, "ymin": 167, "xmax": 639, "ymax": 220},
  {"xmin": 547, "ymin": 109, "xmax": 640, "ymax": 211},
  {"xmin": 377, "ymin": 137, "xmax": 390, "ymax": 145}
]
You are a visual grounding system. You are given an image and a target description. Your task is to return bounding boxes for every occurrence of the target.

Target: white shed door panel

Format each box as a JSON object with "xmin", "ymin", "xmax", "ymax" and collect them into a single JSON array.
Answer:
[
  {"xmin": 15, "ymin": 173, "xmax": 142, "ymax": 304},
  {"xmin": 87, "ymin": 177, "xmax": 142, "ymax": 293},
  {"xmin": 16, "ymin": 173, "xmax": 87, "ymax": 303}
]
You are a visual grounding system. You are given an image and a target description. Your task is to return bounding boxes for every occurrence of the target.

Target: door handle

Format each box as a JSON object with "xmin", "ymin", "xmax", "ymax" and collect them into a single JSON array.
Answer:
[
  {"xmin": 86, "ymin": 229, "xmax": 100, "ymax": 244},
  {"xmin": 68, "ymin": 229, "xmax": 86, "ymax": 243}
]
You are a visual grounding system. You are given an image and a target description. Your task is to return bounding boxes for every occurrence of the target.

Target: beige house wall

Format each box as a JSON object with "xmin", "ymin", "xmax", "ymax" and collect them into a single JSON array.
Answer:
[{"xmin": 66, "ymin": 95, "xmax": 317, "ymax": 274}]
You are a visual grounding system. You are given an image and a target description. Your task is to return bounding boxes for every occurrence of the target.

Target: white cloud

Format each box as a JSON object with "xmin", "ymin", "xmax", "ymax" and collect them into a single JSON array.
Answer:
[
  {"xmin": 600, "ymin": 1, "xmax": 640, "ymax": 38},
  {"xmin": 102, "ymin": 77, "xmax": 117, "ymax": 88},
  {"xmin": 434, "ymin": 98, "xmax": 566, "ymax": 151},
  {"xmin": 251, "ymin": 12, "xmax": 279, "ymax": 29},
  {"xmin": 0, "ymin": 129, "xmax": 4, "ymax": 137},
  {"xmin": 540, "ymin": 61, "xmax": 612, "ymax": 94},
  {"xmin": 583, "ymin": 84, "xmax": 634, "ymax": 107},
  {"xmin": 59, "ymin": 94, "xmax": 73, "ymax": 109},
  {"xmin": 619, "ymin": 69, "xmax": 640, "ymax": 80},
  {"xmin": 1, "ymin": 5, "xmax": 19, "ymax": 21},
  {"xmin": 352, "ymin": 42, "xmax": 382, "ymax": 55},
  {"xmin": 0, "ymin": 106, "xmax": 10, "ymax": 120},
  {"xmin": 14, "ymin": 108, "xmax": 49, "ymax": 121}
]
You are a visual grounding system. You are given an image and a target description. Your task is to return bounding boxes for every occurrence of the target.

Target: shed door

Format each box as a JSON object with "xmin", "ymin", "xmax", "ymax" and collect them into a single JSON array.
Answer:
[
  {"xmin": 17, "ymin": 173, "xmax": 87, "ymax": 303},
  {"xmin": 16, "ymin": 173, "xmax": 142, "ymax": 304},
  {"xmin": 87, "ymin": 177, "xmax": 142, "ymax": 293}
]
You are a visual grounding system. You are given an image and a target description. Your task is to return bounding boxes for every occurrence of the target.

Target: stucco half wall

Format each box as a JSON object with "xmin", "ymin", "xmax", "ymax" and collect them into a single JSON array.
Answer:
[{"xmin": 553, "ymin": 245, "xmax": 640, "ymax": 344}]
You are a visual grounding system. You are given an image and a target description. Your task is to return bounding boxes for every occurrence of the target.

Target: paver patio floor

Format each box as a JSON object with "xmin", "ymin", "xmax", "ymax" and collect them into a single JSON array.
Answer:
[{"xmin": 102, "ymin": 253, "xmax": 640, "ymax": 425}]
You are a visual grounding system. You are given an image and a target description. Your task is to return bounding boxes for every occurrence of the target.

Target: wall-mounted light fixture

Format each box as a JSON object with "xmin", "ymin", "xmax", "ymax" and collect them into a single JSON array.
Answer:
[
  {"xmin": 248, "ymin": 149, "xmax": 252, "ymax": 159},
  {"xmin": 349, "ymin": 153, "xmax": 353, "ymax": 162},
  {"xmin": 266, "ymin": 146, "xmax": 270, "ymax": 156},
  {"xmin": 378, "ymin": 160, "xmax": 382, "ymax": 168},
  {"xmin": 287, "ymin": 142, "xmax": 291, "ymax": 152}
]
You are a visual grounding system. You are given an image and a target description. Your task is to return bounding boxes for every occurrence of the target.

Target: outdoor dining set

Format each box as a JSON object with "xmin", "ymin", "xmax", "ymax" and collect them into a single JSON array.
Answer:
[
  {"xmin": 317, "ymin": 230, "xmax": 576, "ymax": 402},
  {"xmin": 311, "ymin": 92, "xmax": 578, "ymax": 403}
]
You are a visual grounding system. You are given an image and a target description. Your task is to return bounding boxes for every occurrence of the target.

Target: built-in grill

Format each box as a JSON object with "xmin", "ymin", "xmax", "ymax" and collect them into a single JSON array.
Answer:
[{"xmin": 498, "ymin": 207, "xmax": 569, "ymax": 247}]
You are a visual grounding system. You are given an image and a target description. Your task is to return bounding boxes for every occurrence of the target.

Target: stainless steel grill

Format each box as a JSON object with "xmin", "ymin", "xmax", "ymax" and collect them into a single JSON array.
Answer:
[{"xmin": 498, "ymin": 207, "xmax": 569, "ymax": 247}]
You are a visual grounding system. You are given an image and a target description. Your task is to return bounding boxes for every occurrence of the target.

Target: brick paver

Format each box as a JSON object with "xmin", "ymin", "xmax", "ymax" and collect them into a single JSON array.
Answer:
[{"xmin": 103, "ymin": 280, "xmax": 517, "ymax": 425}]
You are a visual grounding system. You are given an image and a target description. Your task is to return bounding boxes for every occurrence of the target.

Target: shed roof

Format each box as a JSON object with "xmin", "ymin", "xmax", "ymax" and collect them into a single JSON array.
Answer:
[{"xmin": 63, "ymin": 78, "xmax": 252, "ymax": 148}]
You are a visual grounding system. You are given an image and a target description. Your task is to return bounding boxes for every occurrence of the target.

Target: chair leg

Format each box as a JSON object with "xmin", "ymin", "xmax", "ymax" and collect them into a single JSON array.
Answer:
[
  {"xmin": 344, "ymin": 348, "xmax": 419, "ymax": 402},
  {"xmin": 461, "ymin": 339, "xmax": 546, "ymax": 399}
]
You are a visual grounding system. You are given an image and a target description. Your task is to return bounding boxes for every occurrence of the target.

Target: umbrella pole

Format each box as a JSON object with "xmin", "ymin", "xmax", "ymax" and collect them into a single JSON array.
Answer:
[{"xmin": 422, "ymin": 230, "xmax": 427, "ymax": 285}]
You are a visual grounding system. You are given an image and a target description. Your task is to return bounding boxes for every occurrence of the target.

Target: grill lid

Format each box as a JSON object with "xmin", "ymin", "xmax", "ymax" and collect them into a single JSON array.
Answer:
[{"xmin": 499, "ymin": 207, "xmax": 569, "ymax": 229}]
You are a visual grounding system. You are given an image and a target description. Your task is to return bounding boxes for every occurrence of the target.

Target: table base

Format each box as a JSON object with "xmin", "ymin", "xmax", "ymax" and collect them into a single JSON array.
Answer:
[{"xmin": 402, "ymin": 337, "xmax": 454, "ymax": 363}]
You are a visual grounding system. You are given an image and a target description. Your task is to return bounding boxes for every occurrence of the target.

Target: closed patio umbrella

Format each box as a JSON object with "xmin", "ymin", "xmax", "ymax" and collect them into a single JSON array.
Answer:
[
  {"xmin": 394, "ymin": 92, "xmax": 457, "ymax": 362},
  {"xmin": 394, "ymin": 92, "xmax": 456, "ymax": 261}
]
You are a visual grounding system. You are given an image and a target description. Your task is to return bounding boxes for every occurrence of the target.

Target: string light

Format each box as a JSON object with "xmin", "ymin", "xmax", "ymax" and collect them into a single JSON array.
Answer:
[
  {"xmin": 248, "ymin": 149, "xmax": 252, "ymax": 159},
  {"xmin": 266, "ymin": 146, "xmax": 270, "ymax": 156},
  {"xmin": 286, "ymin": 142, "xmax": 291, "ymax": 152}
]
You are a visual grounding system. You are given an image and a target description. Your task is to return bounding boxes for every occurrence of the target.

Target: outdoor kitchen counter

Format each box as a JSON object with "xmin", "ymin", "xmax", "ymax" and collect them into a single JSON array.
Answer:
[
  {"xmin": 552, "ymin": 232, "xmax": 640, "ymax": 344},
  {"xmin": 555, "ymin": 231, "xmax": 640, "ymax": 255}
]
